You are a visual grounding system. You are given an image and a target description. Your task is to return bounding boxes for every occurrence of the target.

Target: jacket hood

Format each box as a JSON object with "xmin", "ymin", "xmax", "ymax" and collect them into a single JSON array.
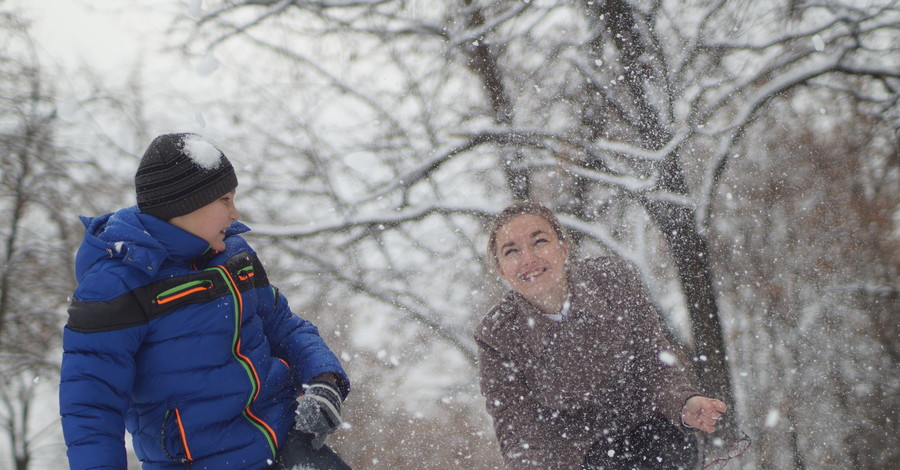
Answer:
[{"xmin": 74, "ymin": 206, "xmax": 249, "ymax": 283}]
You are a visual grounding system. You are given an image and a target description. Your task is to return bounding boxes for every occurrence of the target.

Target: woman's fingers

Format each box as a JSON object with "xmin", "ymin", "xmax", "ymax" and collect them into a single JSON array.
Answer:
[{"xmin": 710, "ymin": 399, "xmax": 728, "ymax": 414}]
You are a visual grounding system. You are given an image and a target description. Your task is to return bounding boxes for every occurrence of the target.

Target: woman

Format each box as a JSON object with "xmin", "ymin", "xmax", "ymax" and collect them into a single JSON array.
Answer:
[{"xmin": 475, "ymin": 201, "xmax": 726, "ymax": 470}]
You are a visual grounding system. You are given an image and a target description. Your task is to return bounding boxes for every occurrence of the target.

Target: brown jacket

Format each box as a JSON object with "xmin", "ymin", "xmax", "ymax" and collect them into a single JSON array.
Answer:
[{"xmin": 475, "ymin": 257, "xmax": 698, "ymax": 469}]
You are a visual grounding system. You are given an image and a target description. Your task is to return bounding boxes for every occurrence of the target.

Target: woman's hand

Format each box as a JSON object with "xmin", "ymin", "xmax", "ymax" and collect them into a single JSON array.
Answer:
[{"xmin": 681, "ymin": 396, "xmax": 727, "ymax": 433}]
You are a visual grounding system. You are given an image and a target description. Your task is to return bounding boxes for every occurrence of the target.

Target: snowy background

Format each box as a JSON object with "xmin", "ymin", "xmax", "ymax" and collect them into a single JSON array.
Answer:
[{"xmin": 0, "ymin": 0, "xmax": 897, "ymax": 469}]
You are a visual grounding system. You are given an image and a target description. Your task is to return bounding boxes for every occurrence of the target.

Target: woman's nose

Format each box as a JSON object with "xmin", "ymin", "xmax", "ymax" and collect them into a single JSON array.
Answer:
[{"xmin": 520, "ymin": 246, "xmax": 537, "ymax": 262}]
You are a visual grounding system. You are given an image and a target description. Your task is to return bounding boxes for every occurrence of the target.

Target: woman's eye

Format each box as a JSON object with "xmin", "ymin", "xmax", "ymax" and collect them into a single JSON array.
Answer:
[
  {"xmin": 535, "ymin": 238, "xmax": 548, "ymax": 245},
  {"xmin": 503, "ymin": 248, "xmax": 517, "ymax": 257}
]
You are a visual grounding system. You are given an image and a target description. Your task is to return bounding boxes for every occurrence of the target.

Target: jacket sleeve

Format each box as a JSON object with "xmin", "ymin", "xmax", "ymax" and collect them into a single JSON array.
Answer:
[
  {"xmin": 613, "ymin": 259, "xmax": 698, "ymax": 426},
  {"xmin": 257, "ymin": 286, "xmax": 350, "ymax": 398},
  {"xmin": 476, "ymin": 335, "xmax": 569, "ymax": 469},
  {"xmin": 59, "ymin": 319, "xmax": 145, "ymax": 469}
]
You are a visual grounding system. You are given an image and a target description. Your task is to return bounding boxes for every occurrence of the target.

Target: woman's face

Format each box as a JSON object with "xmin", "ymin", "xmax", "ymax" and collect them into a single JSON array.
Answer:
[{"xmin": 494, "ymin": 214, "xmax": 569, "ymax": 308}]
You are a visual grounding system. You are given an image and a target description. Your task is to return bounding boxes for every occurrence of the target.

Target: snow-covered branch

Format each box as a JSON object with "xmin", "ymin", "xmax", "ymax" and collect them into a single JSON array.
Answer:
[{"xmin": 249, "ymin": 203, "xmax": 496, "ymax": 238}]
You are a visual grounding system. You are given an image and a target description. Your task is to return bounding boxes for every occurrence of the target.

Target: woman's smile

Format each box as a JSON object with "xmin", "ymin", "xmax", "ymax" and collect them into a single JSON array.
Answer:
[{"xmin": 519, "ymin": 266, "xmax": 548, "ymax": 281}]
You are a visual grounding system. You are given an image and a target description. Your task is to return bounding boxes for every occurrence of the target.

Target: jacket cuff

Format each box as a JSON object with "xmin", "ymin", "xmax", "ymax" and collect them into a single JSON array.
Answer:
[
  {"xmin": 678, "ymin": 394, "xmax": 701, "ymax": 430},
  {"xmin": 312, "ymin": 372, "xmax": 350, "ymax": 400}
]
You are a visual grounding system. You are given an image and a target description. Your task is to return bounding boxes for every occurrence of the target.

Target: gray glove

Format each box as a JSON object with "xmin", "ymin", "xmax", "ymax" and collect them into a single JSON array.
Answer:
[{"xmin": 294, "ymin": 379, "xmax": 343, "ymax": 449}]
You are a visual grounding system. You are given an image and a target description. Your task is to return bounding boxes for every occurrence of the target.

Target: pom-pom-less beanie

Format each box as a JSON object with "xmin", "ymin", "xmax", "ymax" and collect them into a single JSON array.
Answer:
[{"xmin": 135, "ymin": 133, "xmax": 238, "ymax": 220}]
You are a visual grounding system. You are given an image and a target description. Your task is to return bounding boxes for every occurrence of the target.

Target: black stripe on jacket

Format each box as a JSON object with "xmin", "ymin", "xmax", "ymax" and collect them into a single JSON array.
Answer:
[{"xmin": 67, "ymin": 251, "xmax": 271, "ymax": 333}]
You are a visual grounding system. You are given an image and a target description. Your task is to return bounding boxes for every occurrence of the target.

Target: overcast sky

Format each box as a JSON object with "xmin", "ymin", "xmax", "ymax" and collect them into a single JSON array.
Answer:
[
  {"xmin": 12, "ymin": 0, "xmax": 227, "ymax": 103},
  {"xmin": 13, "ymin": 1, "xmax": 172, "ymax": 73},
  {"xmin": 10, "ymin": 0, "xmax": 249, "ymax": 146}
]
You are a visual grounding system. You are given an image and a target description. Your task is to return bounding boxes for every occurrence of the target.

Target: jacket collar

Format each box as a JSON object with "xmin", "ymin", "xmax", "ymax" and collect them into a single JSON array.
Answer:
[
  {"xmin": 500, "ymin": 259, "xmax": 607, "ymax": 357},
  {"xmin": 501, "ymin": 289, "xmax": 563, "ymax": 358},
  {"xmin": 76, "ymin": 206, "xmax": 250, "ymax": 281}
]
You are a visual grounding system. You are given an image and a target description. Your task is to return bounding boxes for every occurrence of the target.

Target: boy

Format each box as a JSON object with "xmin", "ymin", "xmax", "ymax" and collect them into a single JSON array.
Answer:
[{"xmin": 60, "ymin": 133, "xmax": 351, "ymax": 469}]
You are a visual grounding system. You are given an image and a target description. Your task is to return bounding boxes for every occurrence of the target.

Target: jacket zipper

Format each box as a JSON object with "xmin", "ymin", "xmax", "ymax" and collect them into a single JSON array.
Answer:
[
  {"xmin": 237, "ymin": 265, "xmax": 255, "ymax": 281},
  {"xmin": 154, "ymin": 280, "xmax": 214, "ymax": 305},
  {"xmin": 209, "ymin": 265, "xmax": 279, "ymax": 458},
  {"xmin": 161, "ymin": 408, "xmax": 193, "ymax": 463}
]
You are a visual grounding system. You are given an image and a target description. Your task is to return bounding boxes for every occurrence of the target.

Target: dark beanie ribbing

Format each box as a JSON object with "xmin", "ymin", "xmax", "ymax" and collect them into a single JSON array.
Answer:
[{"xmin": 135, "ymin": 133, "xmax": 238, "ymax": 220}]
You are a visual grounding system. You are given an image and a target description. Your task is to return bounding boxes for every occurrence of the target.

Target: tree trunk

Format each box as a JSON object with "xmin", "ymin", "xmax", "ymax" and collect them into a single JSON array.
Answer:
[
  {"xmin": 587, "ymin": 0, "xmax": 739, "ymax": 435},
  {"xmin": 643, "ymin": 196, "xmax": 737, "ymax": 436},
  {"xmin": 462, "ymin": 0, "xmax": 530, "ymax": 199}
]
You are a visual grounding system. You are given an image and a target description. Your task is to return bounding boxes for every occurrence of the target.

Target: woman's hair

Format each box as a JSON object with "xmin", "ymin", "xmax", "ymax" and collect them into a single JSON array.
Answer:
[{"xmin": 487, "ymin": 200, "xmax": 568, "ymax": 267}]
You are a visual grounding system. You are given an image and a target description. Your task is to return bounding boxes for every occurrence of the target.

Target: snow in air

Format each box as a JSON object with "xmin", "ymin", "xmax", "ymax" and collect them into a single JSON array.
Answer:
[
  {"xmin": 195, "ymin": 53, "xmax": 220, "ymax": 77},
  {"xmin": 765, "ymin": 408, "xmax": 780, "ymax": 428},
  {"xmin": 658, "ymin": 350, "xmax": 676, "ymax": 366}
]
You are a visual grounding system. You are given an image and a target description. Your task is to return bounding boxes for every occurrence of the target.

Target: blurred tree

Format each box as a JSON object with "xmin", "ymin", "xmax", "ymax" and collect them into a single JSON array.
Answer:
[
  {"xmin": 175, "ymin": 0, "xmax": 899, "ymax": 467},
  {"xmin": 712, "ymin": 95, "xmax": 899, "ymax": 469},
  {"xmin": 0, "ymin": 6, "xmax": 150, "ymax": 468},
  {"xmin": 0, "ymin": 9, "xmax": 73, "ymax": 470}
]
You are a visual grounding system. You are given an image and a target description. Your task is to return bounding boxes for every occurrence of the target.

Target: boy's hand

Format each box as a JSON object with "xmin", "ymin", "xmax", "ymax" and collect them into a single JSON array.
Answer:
[{"xmin": 294, "ymin": 379, "xmax": 342, "ymax": 449}]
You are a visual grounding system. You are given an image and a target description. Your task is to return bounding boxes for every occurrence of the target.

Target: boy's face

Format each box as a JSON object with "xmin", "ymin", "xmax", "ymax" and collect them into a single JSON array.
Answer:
[{"xmin": 169, "ymin": 190, "xmax": 240, "ymax": 252}]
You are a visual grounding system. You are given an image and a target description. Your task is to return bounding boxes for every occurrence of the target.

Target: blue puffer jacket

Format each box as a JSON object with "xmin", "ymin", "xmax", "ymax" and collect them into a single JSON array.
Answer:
[{"xmin": 59, "ymin": 206, "xmax": 349, "ymax": 470}]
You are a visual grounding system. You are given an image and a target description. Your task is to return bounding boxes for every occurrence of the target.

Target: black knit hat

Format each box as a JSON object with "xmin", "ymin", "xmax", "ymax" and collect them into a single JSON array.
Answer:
[{"xmin": 135, "ymin": 133, "xmax": 238, "ymax": 220}]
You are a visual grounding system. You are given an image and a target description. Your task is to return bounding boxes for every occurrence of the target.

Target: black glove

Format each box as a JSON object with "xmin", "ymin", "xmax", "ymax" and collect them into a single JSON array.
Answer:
[{"xmin": 294, "ymin": 379, "xmax": 343, "ymax": 449}]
